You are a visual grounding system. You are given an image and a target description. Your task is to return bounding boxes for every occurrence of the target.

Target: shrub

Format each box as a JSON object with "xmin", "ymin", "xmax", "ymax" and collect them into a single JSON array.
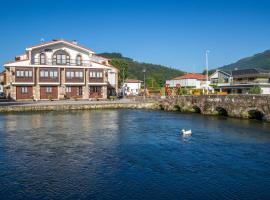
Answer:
[
  {"xmin": 48, "ymin": 95, "xmax": 53, "ymax": 101},
  {"xmin": 249, "ymin": 86, "xmax": 262, "ymax": 94}
]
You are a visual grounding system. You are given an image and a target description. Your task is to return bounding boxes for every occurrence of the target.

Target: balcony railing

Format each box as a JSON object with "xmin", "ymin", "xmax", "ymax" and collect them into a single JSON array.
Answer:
[
  {"xmin": 233, "ymin": 80, "xmax": 270, "ymax": 85},
  {"xmin": 33, "ymin": 58, "xmax": 91, "ymax": 66}
]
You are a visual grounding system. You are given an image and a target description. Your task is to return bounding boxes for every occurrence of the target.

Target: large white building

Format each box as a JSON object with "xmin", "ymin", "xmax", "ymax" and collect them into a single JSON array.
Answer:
[
  {"xmin": 166, "ymin": 73, "xmax": 210, "ymax": 90},
  {"xmin": 3, "ymin": 39, "xmax": 118, "ymax": 100},
  {"xmin": 123, "ymin": 79, "xmax": 142, "ymax": 96}
]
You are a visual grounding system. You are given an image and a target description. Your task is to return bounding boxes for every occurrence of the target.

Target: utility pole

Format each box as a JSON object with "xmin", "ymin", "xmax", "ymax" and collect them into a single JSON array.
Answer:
[
  {"xmin": 122, "ymin": 67, "xmax": 125, "ymax": 96},
  {"xmin": 205, "ymin": 50, "xmax": 210, "ymax": 94},
  {"xmin": 143, "ymin": 69, "xmax": 146, "ymax": 100}
]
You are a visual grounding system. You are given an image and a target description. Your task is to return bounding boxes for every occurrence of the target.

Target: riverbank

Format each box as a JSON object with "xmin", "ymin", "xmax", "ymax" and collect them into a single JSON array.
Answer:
[
  {"xmin": 0, "ymin": 99, "xmax": 159, "ymax": 112},
  {"xmin": 0, "ymin": 95, "xmax": 269, "ymax": 122}
]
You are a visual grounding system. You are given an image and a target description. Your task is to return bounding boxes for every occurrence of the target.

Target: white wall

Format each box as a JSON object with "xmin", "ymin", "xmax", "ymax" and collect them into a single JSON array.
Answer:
[
  {"xmin": 125, "ymin": 82, "xmax": 141, "ymax": 95},
  {"xmin": 31, "ymin": 43, "xmax": 91, "ymax": 64},
  {"xmin": 166, "ymin": 78, "xmax": 201, "ymax": 88},
  {"xmin": 108, "ymin": 68, "xmax": 117, "ymax": 87},
  {"xmin": 261, "ymin": 87, "xmax": 270, "ymax": 94}
]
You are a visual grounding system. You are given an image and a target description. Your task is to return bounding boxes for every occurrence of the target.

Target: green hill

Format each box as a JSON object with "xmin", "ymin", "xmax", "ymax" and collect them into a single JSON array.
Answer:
[
  {"xmin": 219, "ymin": 50, "xmax": 270, "ymax": 71},
  {"xmin": 98, "ymin": 53, "xmax": 184, "ymax": 88}
]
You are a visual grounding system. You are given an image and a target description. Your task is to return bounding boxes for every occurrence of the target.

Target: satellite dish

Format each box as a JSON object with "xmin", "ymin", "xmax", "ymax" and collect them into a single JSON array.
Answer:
[{"xmin": 40, "ymin": 38, "xmax": 45, "ymax": 43}]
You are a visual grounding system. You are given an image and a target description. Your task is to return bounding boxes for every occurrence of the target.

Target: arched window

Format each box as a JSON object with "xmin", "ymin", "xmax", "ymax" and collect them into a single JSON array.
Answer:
[
  {"xmin": 76, "ymin": 55, "xmax": 82, "ymax": 66},
  {"xmin": 40, "ymin": 53, "xmax": 46, "ymax": 65},
  {"xmin": 52, "ymin": 50, "xmax": 70, "ymax": 65}
]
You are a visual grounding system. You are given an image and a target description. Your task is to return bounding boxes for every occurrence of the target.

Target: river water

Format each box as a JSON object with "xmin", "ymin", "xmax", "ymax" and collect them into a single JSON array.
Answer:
[{"xmin": 0, "ymin": 110, "xmax": 270, "ymax": 200}]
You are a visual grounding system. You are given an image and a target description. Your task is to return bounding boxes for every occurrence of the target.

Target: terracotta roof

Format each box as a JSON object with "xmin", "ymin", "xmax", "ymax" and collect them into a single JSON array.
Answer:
[
  {"xmin": 125, "ymin": 79, "xmax": 143, "ymax": 83},
  {"xmin": 173, "ymin": 73, "xmax": 206, "ymax": 80}
]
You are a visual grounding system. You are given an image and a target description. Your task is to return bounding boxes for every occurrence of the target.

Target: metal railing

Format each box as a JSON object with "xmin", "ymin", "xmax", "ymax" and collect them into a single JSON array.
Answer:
[{"xmin": 32, "ymin": 58, "xmax": 107, "ymax": 66}]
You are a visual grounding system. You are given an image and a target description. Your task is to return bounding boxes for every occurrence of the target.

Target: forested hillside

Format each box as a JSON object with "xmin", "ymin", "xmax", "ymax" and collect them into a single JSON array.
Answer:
[{"xmin": 99, "ymin": 53, "xmax": 184, "ymax": 88}]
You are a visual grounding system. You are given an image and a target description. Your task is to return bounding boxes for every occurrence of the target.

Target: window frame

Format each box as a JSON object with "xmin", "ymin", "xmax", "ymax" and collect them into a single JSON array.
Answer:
[
  {"xmin": 52, "ymin": 50, "xmax": 70, "ymax": 65},
  {"xmin": 76, "ymin": 55, "xmax": 82, "ymax": 66},
  {"xmin": 46, "ymin": 86, "xmax": 52, "ymax": 93},
  {"xmin": 40, "ymin": 53, "xmax": 46, "ymax": 65},
  {"xmin": 21, "ymin": 87, "xmax": 28, "ymax": 94}
]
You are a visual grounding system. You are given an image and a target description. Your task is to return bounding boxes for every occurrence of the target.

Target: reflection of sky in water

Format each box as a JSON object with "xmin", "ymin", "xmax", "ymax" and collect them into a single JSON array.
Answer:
[{"xmin": 0, "ymin": 110, "xmax": 270, "ymax": 200}]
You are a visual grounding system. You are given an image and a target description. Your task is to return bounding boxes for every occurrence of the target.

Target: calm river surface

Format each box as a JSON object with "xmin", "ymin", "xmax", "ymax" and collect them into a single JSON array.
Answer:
[{"xmin": 0, "ymin": 110, "xmax": 270, "ymax": 200}]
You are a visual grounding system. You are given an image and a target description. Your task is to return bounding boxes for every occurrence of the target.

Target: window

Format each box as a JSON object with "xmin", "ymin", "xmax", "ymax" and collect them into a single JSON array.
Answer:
[
  {"xmin": 79, "ymin": 71, "xmax": 83, "ymax": 78},
  {"xmin": 70, "ymin": 71, "xmax": 74, "ymax": 78},
  {"xmin": 46, "ymin": 87, "xmax": 52, "ymax": 93},
  {"xmin": 90, "ymin": 71, "xmax": 96, "ymax": 78},
  {"xmin": 76, "ymin": 55, "xmax": 82, "ymax": 66},
  {"xmin": 40, "ymin": 70, "xmax": 45, "ymax": 77},
  {"xmin": 40, "ymin": 53, "xmax": 46, "ymax": 65},
  {"xmin": 29, "ymin": 71, "xmax": 33, "ymax": 77},
  {"xmin": 53, "ymin": 71, "xmax": 58, "ymax": 78},
  {"xmin": 25, "ymin": 71, "xmax": 29, "ymax": 77},
  {"xmin": 16, "ymin": 70, "xmax": 25, "ymax": 77},
  {"xmin": 21, "ymin": 87, "xmax": 28, "ymax": 94},
  {"xmin": 66, "ymin": 71, "xmax": 71, "ymax": 78},
  {"xmin": 97, "ymin": 72, "xmax": 103, "ymax": 78},
  {"xmin": 90, "ymin": 71, "xmax": 102, "ymax": 78},
  {"xmin": 75, "ymin": 71, "xmax": 79, "ymax": 77},
  {"xmin": 52, "ymin": 50, "xmax": 70, "ymax": 65},
  {"xmin": 65, "ymin": 86, "xmax": 71, "ymax": 93},
  {"xmin": 90, "ymin": 86, "xmax": 102, "ymax": 94},
  {"xmin": 44, "ymin": 71, "xmax": 49, "ymax": 77},
  {"xmin": 77, "ymin": 86, "xmax": 83, "ymax": 96},
  {"xmin": 49, "ymin": 70, "xmax": 58, "ymax": 78}
]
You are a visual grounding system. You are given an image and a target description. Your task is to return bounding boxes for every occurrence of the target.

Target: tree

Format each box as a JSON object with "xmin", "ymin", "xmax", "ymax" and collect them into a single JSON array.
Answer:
[{"xmin": 109, "ymin": 59, "xmax": 128, "ymax": 87}]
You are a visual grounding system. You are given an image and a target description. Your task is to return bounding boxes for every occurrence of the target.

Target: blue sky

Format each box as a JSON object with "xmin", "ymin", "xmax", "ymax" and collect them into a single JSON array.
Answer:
[{"xmin": 1, "ymin": 0, "xmax": 270, "ymax": 72}]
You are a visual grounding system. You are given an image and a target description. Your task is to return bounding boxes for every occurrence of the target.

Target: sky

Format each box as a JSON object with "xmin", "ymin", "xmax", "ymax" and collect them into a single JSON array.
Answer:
[{"xmin": 1, "ymin": 0, "xmax": 270, "ymax": 72}]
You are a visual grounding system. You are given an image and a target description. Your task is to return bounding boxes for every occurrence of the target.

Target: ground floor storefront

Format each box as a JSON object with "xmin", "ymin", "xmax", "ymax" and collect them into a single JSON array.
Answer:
[
  {"xmin": 9, "ymin": 85, "xmax": 110, "ymax": 100},
  {"xmin": 16, "ymin": 86, "xmax": 33, "ymax": 99}
]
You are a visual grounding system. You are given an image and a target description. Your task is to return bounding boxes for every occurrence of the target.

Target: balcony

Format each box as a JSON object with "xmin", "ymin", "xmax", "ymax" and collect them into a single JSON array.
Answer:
[
  {"xmin": 33, "ymin": 58, "xmax": 91, "ymax": 66},
  {"xmin": 15, "ymin": 68, "xmax": 34, "ymax": 83},
  {"xmin": 65, "ymin": 69, "xmax": 85, "ymax": 84},
  {"xmin": 39, "ymin": 68, "xmax": 60, "ymax": 83},
  {"xmin": 89, "ymin": 70, "xmax": 105, "ymax": 83}
]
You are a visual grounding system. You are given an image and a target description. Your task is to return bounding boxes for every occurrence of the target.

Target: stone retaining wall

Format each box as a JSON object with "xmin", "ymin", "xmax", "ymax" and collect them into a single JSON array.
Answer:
[
  {"xmin": 0, "ymin": 102, "xmax": 159, "ymax": 113},
  {"xmin": 159, "ymin": 95, "xmax": 270, "ymax": 121}
]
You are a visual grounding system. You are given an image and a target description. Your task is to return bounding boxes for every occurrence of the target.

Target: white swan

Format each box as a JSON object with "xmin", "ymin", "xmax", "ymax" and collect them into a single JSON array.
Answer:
[{"xmin": 181, "ymin": 129, "xmax": 192, "ymax": 135}]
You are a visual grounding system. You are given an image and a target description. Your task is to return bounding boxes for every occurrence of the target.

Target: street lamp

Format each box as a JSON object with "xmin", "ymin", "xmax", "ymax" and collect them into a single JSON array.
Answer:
[
  {"xmin": 205, "ymin": 50, "xmax": 210, "ymax": 94},
  {"xmin": 142, "ymin": 69, "xmax": 146, "ymax": 100}
]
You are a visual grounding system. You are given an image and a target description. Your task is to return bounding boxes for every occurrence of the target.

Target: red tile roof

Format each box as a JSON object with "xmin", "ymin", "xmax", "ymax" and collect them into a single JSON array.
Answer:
[
  {"xmin": 125, "ymin": 79, "xmax": 143, "ymax": 83},
  {"xmin": 173, "ymin": 73, "xmax": 206, "ymax": 80}
]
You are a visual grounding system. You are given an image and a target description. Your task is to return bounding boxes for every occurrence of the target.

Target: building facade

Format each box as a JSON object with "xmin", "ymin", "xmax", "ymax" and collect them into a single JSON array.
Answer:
[
  {"xmin": 166, "ymin": 73, "xmax": 211, "ymax": 90},
  {"xmin": 123, "ymin": 79, "xmax": 142, "ymax": 96},
  {"xmin": 210, "ymin": 69, "xmax": 270, "ymax": 94},
  {"xmin": 3, "ymin": 40, "xmax": 118, "ymax": 100},
  {"xmin": 0, "ymin": 71, "xmax": 5, "ymax": 93}
]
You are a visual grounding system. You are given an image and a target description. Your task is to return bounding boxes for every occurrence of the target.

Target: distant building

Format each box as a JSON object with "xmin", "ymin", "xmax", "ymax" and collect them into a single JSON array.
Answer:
[
  {"xmin": 0, "ymin": 71, "xmax": 4, "ymax": 93},
  {"xmin": 210, "ymin": 68, "xmax": 270, "ymax": 94},
  {"xmin": 123, "ymin": 79, "xmax": 142, "ymax": 96},
  {"xmin": 166, "ymin": 73, "xmax": 211, "ymax": 90},
  {"xmin": 3, "ymin": 39, "xmax": 118, "ymax": 100}
]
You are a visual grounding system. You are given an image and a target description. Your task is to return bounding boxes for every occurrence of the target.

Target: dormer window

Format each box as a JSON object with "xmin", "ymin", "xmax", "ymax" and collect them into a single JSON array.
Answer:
[
  {"xmin": 52, "ymin": 50, "xmax": 70, "ymax": 65},
  {"xmin": 40, "ymin": 53, "xmax": 46, "ymax": 65},
  {"xmin": 76, "ymin": 55, "xmax": 82, "ymax": 66}
]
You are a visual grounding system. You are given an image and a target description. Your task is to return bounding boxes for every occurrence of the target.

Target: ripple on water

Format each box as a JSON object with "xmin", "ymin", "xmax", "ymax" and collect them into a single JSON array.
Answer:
[{"xmin": 0, "ymin": 110, "xmax": 270, "ymax": 200}]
